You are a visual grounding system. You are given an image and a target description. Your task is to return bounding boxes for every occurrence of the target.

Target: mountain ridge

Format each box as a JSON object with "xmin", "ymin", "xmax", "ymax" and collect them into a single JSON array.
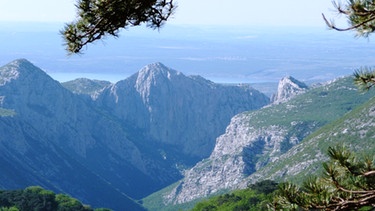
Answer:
[
  {"xmin": 149, "ymin": 76, "xmax": 375, "ymax": 209},
  {"xmin": 0, "ymin": 59, "xmax": 270, "ymax": 210},
  {"xmin": 95, "ymin": 62, "xmax": 270, "ymax": 161},
  {"xmin": 243, "ymin": 93, "xmax": 375, "ymax": 186},
  {"xmin": 271, "ymin": 76, "xmax": 309, "ymax": 103},
  {"xmin": 0, "ymin": 59, "xmax": 148, "ymax": 210}
]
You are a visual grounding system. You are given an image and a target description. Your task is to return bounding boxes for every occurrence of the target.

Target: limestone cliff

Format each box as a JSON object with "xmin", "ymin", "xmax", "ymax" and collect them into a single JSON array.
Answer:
[
  {"xmin": 96, "ymin": 62, "xmax": 270, "ymax": 162},
  {"xmin": 0, "ymin": 59, "xmax": 271, "ymax": 210},
  {"xmin": 162, "ymin": 76, "xmax": 375, "ymax": 205},
  {"xmin": 271, "ymin": 76, "xmax": 308, "ymax": 104},
  {"xmin": 0, "ymin": 59, "xmax": 158, "ymax": 210}
]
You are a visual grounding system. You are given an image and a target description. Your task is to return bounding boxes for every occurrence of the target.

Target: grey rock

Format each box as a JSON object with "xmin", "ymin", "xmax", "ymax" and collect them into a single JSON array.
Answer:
[
  {"xmin": 62, "ymin": 78, "xmax": 112, "ymax": 100},
  {"xmin": 163, "ymin": 76, "xmax": 374, "ymax": 205},
  {"xmin": 164, "ymin": 113, "xmax": 290, "ymax": 204},
  {"xmin": 271, "ymin": 76, "xmax": 308, "ymax": 104},
  {"xmin": 96, "ymin": 62, "xmax": 270, "ymax": 161},
  {"xmin": 0, "ymin": 59, "xmax": 271, "ymax": 209}
]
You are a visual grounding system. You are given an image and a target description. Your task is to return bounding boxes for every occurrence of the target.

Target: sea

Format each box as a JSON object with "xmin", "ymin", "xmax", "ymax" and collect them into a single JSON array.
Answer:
[{"xmin": 1, "ymin": 21, "xmax": 375, "ymax": 86}]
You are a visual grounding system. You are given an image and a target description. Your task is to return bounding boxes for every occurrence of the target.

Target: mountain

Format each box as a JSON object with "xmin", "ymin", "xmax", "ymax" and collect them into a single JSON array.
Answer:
[
  {"xmin": 271, "ymin": 76, "xmax": 308, "ymax": 103},
  {"xmin": 95, "ymin": 62, "xmax": 270, "ymax": 163},
  {"xmin": 150, "ymin": 76, "xmax": 375, "ymax": 209},
  {"xmin": 0, "ymin": 59, "xmax": 147, "ymax": 210},
  {"xmin": 244, "ymin": 92, "xmax": 375, "ymax": 186},
  {"xmin": 61, "ymin": 78, "xmax": 111, "ymax": 99},
  {"xmin": 0, "ymin": 59, "xmax": 270, "ymax": 210}
]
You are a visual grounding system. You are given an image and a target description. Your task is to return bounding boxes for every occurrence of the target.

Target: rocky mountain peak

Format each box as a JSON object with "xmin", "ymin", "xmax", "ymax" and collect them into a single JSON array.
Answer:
[
  {"xmin": 271, "ymin": 76, "xmax": 308, "ymax": 103},
  {"xmin": 97, "ymin": 63, "xmax": 270, "ymax": 161},
  {"xmin": 137, "ymin": 62, "xmax": 179, "ymax": 83},
  {"xmin": 134, "ymin": 62, "xmax": 180, "ymax": 103},
  {"xmin": 0, "ymin": 59, "xmax": 25, "ymax": 85},
  {"xmin": 0, "ymin": 59, "xmax": 52, "ymax": 86}
]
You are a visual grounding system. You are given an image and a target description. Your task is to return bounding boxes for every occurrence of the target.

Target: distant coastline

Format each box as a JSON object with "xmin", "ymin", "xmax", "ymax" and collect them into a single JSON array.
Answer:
[{"xmin": 1, "ymin": 22, "xmax": 374, "ymax": 84}]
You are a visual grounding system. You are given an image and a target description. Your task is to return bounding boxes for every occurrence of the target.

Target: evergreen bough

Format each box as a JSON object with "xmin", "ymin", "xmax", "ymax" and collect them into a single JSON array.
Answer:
[
  {"xmin": 324, "ymin": 0, "xmax": 375, "ymax": 91},
  {"xmin": 270, "ymin": 145, "xmax": 375, "ymax": 210},
  {"xmin": 62, "ymin": 0, "xmax": 176, "ymax": 54}
]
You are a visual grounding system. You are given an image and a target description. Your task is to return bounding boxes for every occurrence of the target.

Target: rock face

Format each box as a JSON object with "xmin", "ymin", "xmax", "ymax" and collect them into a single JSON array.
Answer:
[
  {"xmin": 96, "ymin": 62, "xmax": 270, "ymax": 162},
  {"xmin": 271, "ymin": 76, "xmax": 308, "ymax": 103},
  {"xmin": 163, "ymin": 113, "xmax": 305, "ymax": 205},
  {"xmin": 163, "ymin": 76, "xmax": 375, "ymax": 205},
  {"xmin": 0, "ymin": 59, "xmax": 270, "ymax": 210},
  {"xmin": 62, "ymin": 78, "xmax": 111, "ymax": 100},
  {"xmin": 245, "ymin": 91, "xmax": 375, "ymax": 188},
  {"xmin": 0, "ymin": 59, "xmax": 150, "ymax": 210}
]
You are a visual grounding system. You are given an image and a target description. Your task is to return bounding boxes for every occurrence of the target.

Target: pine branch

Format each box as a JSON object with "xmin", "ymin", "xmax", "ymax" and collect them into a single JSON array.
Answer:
[
  {"xmin": 364, "ymin": 170, "xmax": 375, "ymax": 176},
  {"xmin": 62, "ymin": 0, "xmax": 176, "ymax": 54},
  {"xmin": 322, "ymin": 0, "xmax": 375, "ymax": 36},
  {"xmin": 322, "ymin": 13, "xmax": 375, "ymax": 32}
]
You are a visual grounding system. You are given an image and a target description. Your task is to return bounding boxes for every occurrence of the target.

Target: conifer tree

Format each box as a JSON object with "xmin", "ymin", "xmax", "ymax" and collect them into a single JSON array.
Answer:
[
  {"xmin": 270, "ymin": 145, "xmax": 375, "ymax": 210},
  {"xmin": 61, "ymin": 0, "xmax": 176, "ymax": 54},
  {"xmin": 323, "ymin": 0, "xmax": 375, "ymax": 90}
]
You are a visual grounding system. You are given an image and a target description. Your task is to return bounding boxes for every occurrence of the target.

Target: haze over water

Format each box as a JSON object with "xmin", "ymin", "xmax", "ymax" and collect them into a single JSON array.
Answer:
[{"xmin": 1, "ymin": 22, "xmax": 375, "ymax": 84}]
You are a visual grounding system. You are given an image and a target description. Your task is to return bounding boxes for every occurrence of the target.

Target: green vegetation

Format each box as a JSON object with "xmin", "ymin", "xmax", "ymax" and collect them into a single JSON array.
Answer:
[
  {"xmin": 62, "ymin": 0, "xmax": 176, "ymax": 53},
  {"xmin": 324, "ymin": 0, "xmax": 375, "ymax": 37},
  {"xmin": 196, "ymin": 145, "xmax": 375, "ymax": 211},
  {"xmin": 0, "ymin": 186, "xmax": 111, "ymax": 211},
  {"xmin": 324, "ymin": 0, "xmax": 375, "ymax": 96},
  {"xmin": 250, "ymin": 95, "xmax": 375, "ymax": 185},
  {"xmin": 271, "ymin": 145, "xmax": 375, "ymax": 210},
  {"xmin": 190, "ymin": 180, "xmax": 278, "ymax": 211},
  {"xmin": 243, "ymin": 76, "xmax": 375, "ymax": 165},
  {"xmin": 143, "ymin": 77, "xmax": 375, "ymax": 210},
  {"xmin": 247, "ymin": 77, "xmax": 375, "ymax": 128}
]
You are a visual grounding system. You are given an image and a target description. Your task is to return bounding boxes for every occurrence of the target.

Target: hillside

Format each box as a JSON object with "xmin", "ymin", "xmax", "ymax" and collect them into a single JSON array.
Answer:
[
  {"xmin": 0, "ymin": 59, "xmax": 147, "ymax": 210},
  {"xmin": 0, "ymin": 59, "xmax": 269, "ymax": 210},
  {"xmin": 4, "ymin": 58, "xmax": 373, "ymax": 211},
  {"xmin": 245, "ymin": 91, "xmax": 375, "ymax": 185},
  {"xmin": 61, "ymin": 78, "xmax": 111, "ymax": 99},
  {"xmin": 95, "ymin": 62, "xmax": 269, "ymax": 163},
  {"xmin": 144, "ymin": 76, "xmax": 375, "ymax": 210}
]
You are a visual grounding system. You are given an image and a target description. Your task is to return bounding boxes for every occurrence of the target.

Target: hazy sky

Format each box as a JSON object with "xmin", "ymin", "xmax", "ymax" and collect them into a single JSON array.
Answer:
[{"xmin": 0, "ymin": 0, "xmax": 343, "ymax": 27}]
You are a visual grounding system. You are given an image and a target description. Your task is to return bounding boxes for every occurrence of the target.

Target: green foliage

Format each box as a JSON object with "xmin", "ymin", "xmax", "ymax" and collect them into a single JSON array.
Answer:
[
  {"xmin": 353, "ymin": 67, "xmax": 375, "ymax": 91},
  {"xmin": 190, "ymin": 180, "xmax": 278, "ymax": 211},
  {"xmin": 0, "ymin": 186, "xmax": 111, "ymax": 211},
  {"xmin": 144, "ymin": 77, "xmax": 375, "ymax": 210},
  {"xmin": 55, "ymin": 194, "xmax": 93, "ymax": 211},
  {"xmin": 0, "ymin": 207, "xmax": 19, "ymax": 211},
  {"xmin": 324, "ymin": 1, "xmax": 375, "ymax": 93},
  {"xmin": 62, "ymin": 0, "xmax": 176, "ymax": 54},
  {"xmin": 324, "ymin": 0, "xmax": 375, "ymax": 37},
  {"xmin": 20, "ymin": 186, "xmax": 57, "ymax": 211},
  {"xmin": 271, "ymin": 145, "xmax": 375, "ymax": 210},
  {"xmin": 241, "ymin": 76, "xmax": 375, "ymax": 164},
  {"xmin": 247, "ymin": 77, "xmax": 374, "ymax": 128},
  {"xmin": 253, "ymin": 92, "xmax": 375, "ymax": 186},
  {"xmin": 247, "ymin": 180, "xmax": 278, "ymax": 195}
]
